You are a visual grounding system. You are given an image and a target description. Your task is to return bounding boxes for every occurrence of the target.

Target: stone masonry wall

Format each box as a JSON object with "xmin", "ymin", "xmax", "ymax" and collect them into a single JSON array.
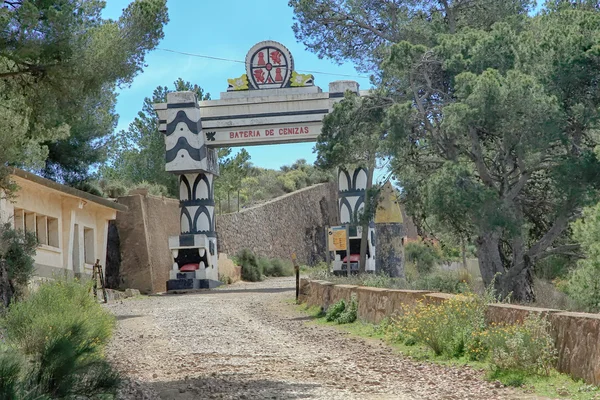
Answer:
[
  {"xmin": 299, "ymin": 279, "xmax": 600, "ymax": 386},
  {"xmin": 112, "ymin": 183, "xmax": 339, "ymax": 293},
  {"xmin": 216, "ymin": 182, "xmax": 339, "ymax": 265}
]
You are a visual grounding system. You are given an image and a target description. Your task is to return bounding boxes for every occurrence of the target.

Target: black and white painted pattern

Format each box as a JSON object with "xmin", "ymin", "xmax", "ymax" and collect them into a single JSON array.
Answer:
[
  {"xmin": 338, "ymin": 168, "xmax": 368, "ymax": 224},
  {"xmin": 178, "ymin": 173, "xmax": 216, "ymax": 236}
]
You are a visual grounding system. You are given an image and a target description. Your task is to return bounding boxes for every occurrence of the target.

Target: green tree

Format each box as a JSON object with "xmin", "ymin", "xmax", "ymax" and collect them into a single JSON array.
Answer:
[
  {"xmin": 214, "ymin": 149, "xmax": 252, "ymax": 213},
  {"xmin": 565, "ymin": 202, "xmax": 600, "ymax": 311},
  {"xmin": 100, "ymin": 78, "xmax": 210, "ymax": 197},
  {"xmin": 316, "ymin": 94, "xmax": 387, "ymax": 272},
  {"xmin": 293, "ymin": 0, "xmax": 600, "ymax": 301},
  {"xmin": 290, "ymin": 0, "xmax": 532, "ymax": 73},
  {"xmin": 0, "ymin": 0, "xmax": 169, "ymax": 185}
]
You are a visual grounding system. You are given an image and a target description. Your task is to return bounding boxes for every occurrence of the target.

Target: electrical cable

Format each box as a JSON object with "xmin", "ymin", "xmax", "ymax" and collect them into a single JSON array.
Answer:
[{"xmin": 156, "ymin": 48, "xmax": 370, "ymax": 80}]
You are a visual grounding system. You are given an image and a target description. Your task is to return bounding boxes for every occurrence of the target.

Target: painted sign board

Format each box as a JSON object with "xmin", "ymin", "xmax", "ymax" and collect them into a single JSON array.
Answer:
[
  {"xmin": 204, "ymin": 122, "xmax": 322, "ymax": 147},
  {"xmin": 328, "ymin": 226, "xmax": 347, "ymax": 251}
]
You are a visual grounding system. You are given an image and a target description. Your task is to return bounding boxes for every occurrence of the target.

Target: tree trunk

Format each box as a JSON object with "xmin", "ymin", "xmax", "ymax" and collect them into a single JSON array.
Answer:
[
  {"xmin": 461, "ymin": 237, "xmax": 467, "ymax": 270},
  {"xmin": 0, "ymin": 259, "xmax": 13, "ymax": 308},
  {"xmin": 227, "ymin": 192, "xmax": 230, "ymax": 214},
  {"xmin": 237, "ymin": 190, "xmax": 240, "ymax": 213},
  {"xmin": 476, "ymin": 231, "xmax": 535, "ymax": 302},
  {"xmin": 502, "ymin": 265, "xmax": 535, "ymax": 303},
  {"xmin": 359, "ymin": 165, "xmax": 375, "ymax": 274},
  {"xmin": 476, "ymin": 231, "xmax": 505, "ymax": 293}
]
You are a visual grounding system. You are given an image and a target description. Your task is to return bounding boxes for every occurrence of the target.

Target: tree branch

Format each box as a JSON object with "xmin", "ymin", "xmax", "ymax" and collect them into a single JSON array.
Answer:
[
  {"xmin": 320, "ymin": 10, "xmax": 396, "ymax": 43},
  {"xmin": 467, "ymin": 127, "xmax": 496, "ymax": 188},
  {"xmin": 535, "ymin": 244, "xmax": 583, "ymax": 261}
]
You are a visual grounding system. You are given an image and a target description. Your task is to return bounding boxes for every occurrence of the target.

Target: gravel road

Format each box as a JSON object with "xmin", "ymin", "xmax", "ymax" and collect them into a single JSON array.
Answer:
[{"xmin": 106, "ymin": 277, "xmax": 531, "ymax": 400}]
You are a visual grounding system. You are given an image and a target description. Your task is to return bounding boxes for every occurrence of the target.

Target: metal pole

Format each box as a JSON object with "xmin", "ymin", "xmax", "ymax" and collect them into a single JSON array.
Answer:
[
  {"xmin": 345, "ymin": 224, "xmax": 351, "ymax": 276},
  {"xmin": 292, "ymin": 253, "xmax": 299, "ymax": 303}
]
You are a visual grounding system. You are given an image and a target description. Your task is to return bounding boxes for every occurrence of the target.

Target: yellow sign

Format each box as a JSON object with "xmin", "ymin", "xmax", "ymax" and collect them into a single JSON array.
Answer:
[{"xmin": 328, "ymin": 226, "xmax": 347, "ymax": 251}]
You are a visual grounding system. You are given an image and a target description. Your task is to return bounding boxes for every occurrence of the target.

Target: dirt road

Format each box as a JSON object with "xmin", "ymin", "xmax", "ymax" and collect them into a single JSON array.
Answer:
[{"xmin": 106, "ymin": 277, "xmax": 524, "ymax": 400}]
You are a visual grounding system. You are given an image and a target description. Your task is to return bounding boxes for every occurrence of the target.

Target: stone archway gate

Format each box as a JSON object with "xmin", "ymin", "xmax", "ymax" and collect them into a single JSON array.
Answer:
[{"xmin": 154, "ymin": 41, "xmax": 385, "ymax": 290}]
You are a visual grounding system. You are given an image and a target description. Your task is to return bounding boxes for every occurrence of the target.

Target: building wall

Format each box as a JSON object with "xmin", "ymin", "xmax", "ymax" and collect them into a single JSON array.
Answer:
[{"xmin": 2, "ymin": 176, "xmax": 116, "ymax": 278}]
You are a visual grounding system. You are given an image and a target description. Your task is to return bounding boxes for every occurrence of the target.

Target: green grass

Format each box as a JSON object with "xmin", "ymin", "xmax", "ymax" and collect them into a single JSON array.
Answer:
[{"xmin": 293, "ymin": 302, "xmax": 600, "ymax": 400}]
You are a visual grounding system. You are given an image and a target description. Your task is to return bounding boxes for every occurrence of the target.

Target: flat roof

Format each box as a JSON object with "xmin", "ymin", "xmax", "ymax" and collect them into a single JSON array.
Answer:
[{"xmin": 11, "ymin": 168, "xmax": 128, "ymax": 212}]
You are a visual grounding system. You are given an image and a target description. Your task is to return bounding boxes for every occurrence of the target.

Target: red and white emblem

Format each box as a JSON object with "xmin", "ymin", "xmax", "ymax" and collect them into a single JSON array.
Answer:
[{"xmin": 245, "ymin": 41, "xmax": 294, "ymax": 90}]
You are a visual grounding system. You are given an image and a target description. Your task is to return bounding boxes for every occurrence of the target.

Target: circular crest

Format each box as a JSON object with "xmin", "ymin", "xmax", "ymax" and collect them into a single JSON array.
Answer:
[{"xmin": 245, "ymin": 41, "xmax": 294, "ymax": 90}]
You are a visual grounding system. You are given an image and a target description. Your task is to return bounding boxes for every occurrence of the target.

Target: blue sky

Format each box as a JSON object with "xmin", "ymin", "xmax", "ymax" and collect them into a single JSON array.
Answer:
[{"xmin": 101, "ymin": 1, "xmax": 373, "ymax": 172}]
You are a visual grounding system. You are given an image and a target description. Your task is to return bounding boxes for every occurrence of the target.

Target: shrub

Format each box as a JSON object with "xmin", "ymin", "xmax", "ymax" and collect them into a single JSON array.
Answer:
[
  {"xmin": 324, "ymin": 296, "xmax": 358, "ymax": 324},
  {"xmin": 0, "ymin": 279, "xmax": 120, "ymax": 398},
  {"xmin": 564, "ymin": 259, "xmax": 600, "ymax": 312},
  {"xmin": 413, "ymin": 269, "xmax": 471, "ymax": 294},
  {"xmin": 0, "ymin": 223, "xmax": 38, "ymax": 304},
  {"xmin": 257, "ymin": 257, "xmax": 272, "ymax": 276},
  {"xmin": 326, "ymin": 299, "xmax": 345, "ymax": 322},
  {"xmin": 265, "ymin": 259, "xmax": 294, "ymax": 277},
  {"xmin": 404, "ymin": 241, "xmax": 443, "ymax": 275},
  {"xmin": 485, "ymin": 314, "xmax": 557, "ymax": 376},
  {"xmin": 336, "ymin": 294, "xmax": 358, "ymax": 324},
  {"xmin": 388, "ymin": 293, "xmax": 487, "ymax": 358},
  {"xmin": 3, "ymin": 279, "xmax": 114, "ymax": 355},
  {"xmin": 237, "ymin": 249, "xmax": 262, "ymax": 282}
]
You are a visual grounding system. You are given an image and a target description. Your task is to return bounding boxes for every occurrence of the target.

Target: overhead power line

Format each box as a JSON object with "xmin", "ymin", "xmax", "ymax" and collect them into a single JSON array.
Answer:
[{"xmin": 156, "ymin": 48, "xmax": 369, "ymax": 80}]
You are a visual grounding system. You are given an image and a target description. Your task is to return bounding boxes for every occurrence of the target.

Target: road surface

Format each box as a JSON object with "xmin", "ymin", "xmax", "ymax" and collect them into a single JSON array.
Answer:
[{"xmin": 106, "ymin": 277, "xmax": 525, "ymax": 400}]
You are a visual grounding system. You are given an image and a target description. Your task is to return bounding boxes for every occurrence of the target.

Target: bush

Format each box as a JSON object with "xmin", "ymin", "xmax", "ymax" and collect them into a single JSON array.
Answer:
[
  {"xmin": 336, "ymin": 294, "xmax": 358, "ymax": 324},
  {"xmin": 0, "ymin": 223, "xmax": 38, "ymax": 302},
  {"xmin": 564, "ymin": 259, "xmax": 600, "ymax": 312},
  {"xmin": 0, "ymin": 279, "xmax": 120, "ymax": 398},
  {"xmin": 485, "ymin": 315, "xmax": 557, "ymax": 376},
  {"xmin": 237, "ymin": 249, "xmax": 262, "ymax": 282},
  {"xmin": 264, "ymin": 259, "xmax": 293, "ymax": 277},
  {"xmin": 257, "ymin": 257, "xmax": 272, "ymax": 276},
  {"xmin": 3, "ymin": 279, "xmax": 115, "ymax": 355},
  {"xmin": 325, "ymin": 295, "xmax": 358, "ymax": 324},
  {"xmin": 413, "ymin": 269, "xmax": 471, "ymax": 294},
  {"xmin": 326, "ymin": 299, "xmax": 346, "ymax": 322},
  {"xmin": 405, "ymin": 241, "xmax": 443, "ymax": 275},
  {"xmin": 387, "ymin": 293, "xmax": 488, "ymax": 358}
]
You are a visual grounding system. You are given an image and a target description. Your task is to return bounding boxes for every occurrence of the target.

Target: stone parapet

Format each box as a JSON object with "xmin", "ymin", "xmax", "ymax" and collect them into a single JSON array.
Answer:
[{"xmin": 300, "ymin": 278, "xmax": 600, "ymax": 386}]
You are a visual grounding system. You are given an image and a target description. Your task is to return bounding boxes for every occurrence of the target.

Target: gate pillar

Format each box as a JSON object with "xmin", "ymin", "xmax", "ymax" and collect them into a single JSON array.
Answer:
[
  {"xmin": 333, "ymin": 167, "xmax": 376, "ymax": 275},
  {"xmin": 154, "ymin": 91, "xmax": 221, "ymax": 290}
]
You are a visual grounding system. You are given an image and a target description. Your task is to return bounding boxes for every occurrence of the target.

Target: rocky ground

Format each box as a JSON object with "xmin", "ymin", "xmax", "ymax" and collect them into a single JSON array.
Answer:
[{"xmin": 106, "ymin": 277, "xmax": 537, "ymax": 400}]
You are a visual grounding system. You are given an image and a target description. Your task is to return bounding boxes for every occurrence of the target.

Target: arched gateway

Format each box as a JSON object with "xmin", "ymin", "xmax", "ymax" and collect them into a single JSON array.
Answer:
[{"xmin": 154, "ymin": 41, "xmax": 386, "ymax": 291}]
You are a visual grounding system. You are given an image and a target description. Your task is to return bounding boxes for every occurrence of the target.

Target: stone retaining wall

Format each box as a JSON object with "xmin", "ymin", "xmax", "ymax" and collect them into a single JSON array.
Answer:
[
  {"xmin": 111, "ymin": 183, "xmax": 338, "ymax": 293},
  {"xmin": 299, "ymin": 279, "xmax": 600, "ymax": 386},
  {"xmin": 216, "ymin": 182, "xmax": 339, "ymax": 265}
]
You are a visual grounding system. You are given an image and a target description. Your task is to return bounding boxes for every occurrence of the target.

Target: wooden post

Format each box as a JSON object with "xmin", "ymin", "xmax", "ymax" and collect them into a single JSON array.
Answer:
[
  {"xmin": 345, "ymin": 224, "xmax": 351, "ymax": 276},
  {"xmin": 325, "ymin": 226, "xmax": 331, "ymax": 266},
  {"xmin": 292, "ymin": 253, "xmax": 299, "ymax": 303}
]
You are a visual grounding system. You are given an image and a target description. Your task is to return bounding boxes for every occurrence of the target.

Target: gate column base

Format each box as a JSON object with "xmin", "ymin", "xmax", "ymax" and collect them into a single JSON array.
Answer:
[{"xmin": 167, "ymin": 278, "xmax": 221, "ymax": 292}]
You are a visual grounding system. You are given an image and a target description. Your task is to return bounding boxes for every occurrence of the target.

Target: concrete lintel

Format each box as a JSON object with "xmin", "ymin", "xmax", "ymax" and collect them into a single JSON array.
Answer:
[{"xmin": 219, "ymin": 85, "xmax": 323, "ymax": 100}]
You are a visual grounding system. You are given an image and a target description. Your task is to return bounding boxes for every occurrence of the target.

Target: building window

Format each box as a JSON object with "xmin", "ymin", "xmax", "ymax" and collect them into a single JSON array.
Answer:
[
  {"xmin": 15, "ymin": 209, "xmax": 59, "ymax": 249},
  {"xmin": 47, "ymin": 217, "xmax": 59, "ymax": 248},
  {"xmin": 24, "ymin": 212, "xmax": 36, "ymax": 235},
  {"xmin": 84, "ymin": 227, "xmax": 94, "ymax": 264},
  {"xmin": 13, "ymin": 209, "xmax": 24, "ymax": 231},
  {"xmin": 36, "ymin": 215, "xmax": 47, "ymax": 245}
]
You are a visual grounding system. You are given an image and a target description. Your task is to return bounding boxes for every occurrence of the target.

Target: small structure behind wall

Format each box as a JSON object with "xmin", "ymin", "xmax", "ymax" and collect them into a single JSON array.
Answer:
[{"xmin": 374, "ymin": 182, "xmax": 405, "ymax": 278}]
